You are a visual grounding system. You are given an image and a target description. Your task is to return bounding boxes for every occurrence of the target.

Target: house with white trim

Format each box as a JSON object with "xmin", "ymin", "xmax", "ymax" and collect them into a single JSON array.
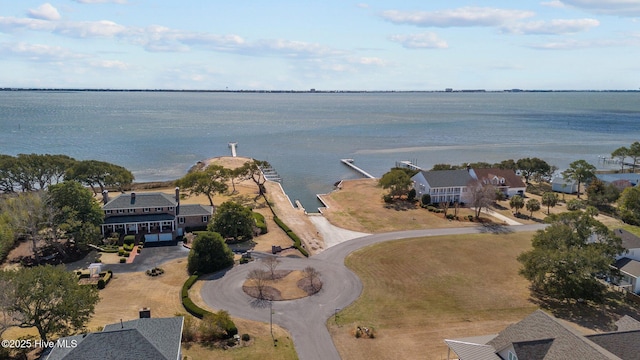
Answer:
[
  {"xmin": 469, "ymin": 168, "xmax": 526, "ymax": 198},
  {"xmin": 613, "ymin": 229, "xmax": 640, "ymax": 294},
  {"xmin": 411, "ymin": 169, "xmax": 474, "ymax": 204},
  {"xmin": 551, "ymin": 177, "xmax": 578, "ymax": 194},
  {"xmin": 100, "ymin": 187, "xmax": 212, "ymax": 243}
]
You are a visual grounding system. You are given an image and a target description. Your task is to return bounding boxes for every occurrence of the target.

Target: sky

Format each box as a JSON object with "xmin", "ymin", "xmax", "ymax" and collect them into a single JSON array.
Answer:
[{"xmin": 1, "ymin": 0, "xmax": 639, "ymax": 91}]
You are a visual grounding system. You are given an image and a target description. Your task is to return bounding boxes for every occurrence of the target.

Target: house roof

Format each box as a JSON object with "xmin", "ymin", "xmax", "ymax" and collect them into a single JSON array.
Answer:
[
  {"xmin": 46, "ymin": 317, "xmax": 183, "ymax": 360},
  {"xmin": 103, "ymin": 213, "xmax": 175, "ymax": 224},
  {"xmin": 511, "ymin": 338, "xmax": 555, "ymax": 360},
  {"xmin": 444, "ymin": 340, "xmax": 500, "ymax": 360},
  {"xmin": 486, "ymin": 310, "xmax": 620, "ymax": 359},
  {"xmin": 614, "ymin": 228, "xmax": 640, "ymax": 250},
  {"xmin": 417, "ymin": 169, "xmax": 474, "ymax": 188},
  {"xmin": 615, "ymin": 315, "xmax": 640, "ymax": 332},
  {"xmin": 596, "ymin": 173, "xmax": 640, "ymax": 186},
  {"xmin": 472, "ymin": 168, "xmax": 526, "ymax": 189},
  {"xmin": 178, "ymin": 204, "xmax": 214, "ymax": 217},
  {"xmin": 103, "ymin": 192, "xmax": 178, "ymax": 210},
  {"xmin": 586, "ymin": 330, "xmax": 640, "ymax": 360},
  {"xmin": 551, "ymin": 177, "xmax": 577, "ymax": 185},
  {"xmin": 615, "ymin": 257, "xmax": 640, "ymax": 278}
]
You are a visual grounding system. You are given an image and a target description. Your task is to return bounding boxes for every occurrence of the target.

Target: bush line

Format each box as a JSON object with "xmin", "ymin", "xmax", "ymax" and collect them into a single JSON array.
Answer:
[{"xmin": 273, "ymin": 216, "xmax": 309, "ymax": 257}]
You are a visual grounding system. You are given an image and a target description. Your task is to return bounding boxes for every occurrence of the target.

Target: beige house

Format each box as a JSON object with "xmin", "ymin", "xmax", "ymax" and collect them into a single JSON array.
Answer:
[{"xmin": 101, "ymin": 187, "xmax": 212, "ymax": 243}]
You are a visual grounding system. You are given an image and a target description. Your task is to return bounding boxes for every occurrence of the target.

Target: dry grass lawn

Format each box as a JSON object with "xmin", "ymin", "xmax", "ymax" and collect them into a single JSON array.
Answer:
[{"xmin": 329, "ymin": 232, "xmax": 538, "ymax": 360}]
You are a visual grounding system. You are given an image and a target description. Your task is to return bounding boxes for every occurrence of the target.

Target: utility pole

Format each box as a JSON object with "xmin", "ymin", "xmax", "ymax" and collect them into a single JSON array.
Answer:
[{"xmin": 270, "ymin": 300, "xmax": 275, "ymax": 345}]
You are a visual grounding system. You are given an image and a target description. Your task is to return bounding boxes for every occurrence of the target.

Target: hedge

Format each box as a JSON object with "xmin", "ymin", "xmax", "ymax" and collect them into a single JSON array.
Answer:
[
  {"xmin": 273, "ymin": 216, "xmax": 309, "ymax": 257},
  {"xmin": 123, "ymin": 235, "xmax": 135, "ymax": 246},
  {"xmin": 252, "ymin": 212, "xmax": 268, "ymax": 234},
  {"xmin": 181, "ymin": 274, "xmax": 213, "ymax": 319}
]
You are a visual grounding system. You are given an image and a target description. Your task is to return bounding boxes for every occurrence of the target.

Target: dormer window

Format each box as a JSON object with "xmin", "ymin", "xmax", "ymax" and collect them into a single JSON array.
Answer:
[{"xmin": 508, "ymin": 351, "xmax": 518, "ymax": 360}]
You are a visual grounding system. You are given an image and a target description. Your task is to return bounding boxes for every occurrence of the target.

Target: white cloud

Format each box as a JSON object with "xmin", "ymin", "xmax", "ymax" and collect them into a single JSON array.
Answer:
[
  {"xmin": 389, "ymin": 33, "xmax": 448, "ymax": 49},
  {"xmin": 89, "ymin": 59, "xmax": 129, "ymax": 69},
  {"xmin": 380, "ymin": 7, "xmax": 535, "ymax": 27},
  {"xmin": 54, "ymin": 20, "xmax": 128, "ymax": 38},
  {"xmin": 528, "ymin": 37, "xmax": 637, "ymax": 49},
  {"xmin": 503, "ymin": 18, "xmax": 600, "ymax": 35},
  {"xmin": 349, "ymin": 57, "xmax": 387, "ymax": 66},
  {"xmin": 27, "ymin": 3, "xmax": 61, "ymax": 21},
  {"xmin": 73, "ymin": 0, "xmax": 128, "ymax": 4},
  {"xmin": 2, "ymin": 42, "xmax": 87, "ymax": 60},
  {"xmin": 541, "ymin": 1, "xmax": 566, "ymax": 8},
  {"xmin": 560, "ymin": 0, "xmax": 640, "ymax": 16}
]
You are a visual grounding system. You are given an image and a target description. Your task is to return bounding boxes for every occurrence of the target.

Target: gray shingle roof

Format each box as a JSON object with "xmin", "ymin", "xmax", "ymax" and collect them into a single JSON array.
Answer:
[
  {"xmin": 103, "ymin": 193, "xmax": 177, "ymax": 210},
  {"xmin": 178, "ymin": 204, "xmax": 213, "ymax": 217},
  {"xmin": 615, "ymin": 257, "xmax": 640, "ymax": 278},
  {"xmin": 614, "ymin": 228, "xmax": 640, "ymax": 250},
  {"xmin": 487, "ymin": 310, "xmax": 620, "ymax": 360},
  {"xmin": 103, "ymin": 213, "xmax": 175, "ymax": 224},
  {"xmin": 615, "ymin": 315, "xmax": 640, "ymax": 332},
  {"xmin": 512, "ymin": 338, "xmax": 554, "ymax": 359},
  {"xmin": 46, "ymin": 317, "xmax": 183, "ymax": 360},
  {"xmin": 444, "ymin": 340, "xmax": 501, "ymax": 360},
  {"xmin": 586, "ymin": 330, "xmax": 640, "ymax": 360},
  {"xmin": 420, "ymin": 169, "xmax": 474, "ymax": 187}
]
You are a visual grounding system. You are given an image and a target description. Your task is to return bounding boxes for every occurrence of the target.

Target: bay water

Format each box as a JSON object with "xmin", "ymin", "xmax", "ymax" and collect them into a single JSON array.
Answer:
[{"xmin": 1, "ymin": 91, "xmax": 638, "ymax": 210}]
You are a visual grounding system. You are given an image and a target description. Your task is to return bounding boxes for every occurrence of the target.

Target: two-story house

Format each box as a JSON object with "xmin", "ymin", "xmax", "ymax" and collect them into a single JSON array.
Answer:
[
  {"xmin": 100, "ymin": 187, "xmax": 213, "ymax": 243},
  {"xmin": 411, "ymin": 169, "xmax": 474, "ymax": 204},
  {"xmin": 469, "ymin": 168, "xmax": 526, "ymax": 198}
]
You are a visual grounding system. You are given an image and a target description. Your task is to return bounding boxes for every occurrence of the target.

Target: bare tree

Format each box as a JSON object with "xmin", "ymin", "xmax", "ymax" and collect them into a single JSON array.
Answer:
[
  {"xmin": 467, "ymin": 180, "xmax": 496, "ymax": 219},
  {"xmin": 303, "ymin": 266, "xmax": 320, "ymax": 293},
  {"xmin": 262, "ymin": 256, "xmax": 281, "ymax": 280},
  {"xmin": 439, "ymin": 201, "xmax": 450, "ymax": 217},
  {"xmin": 247, "ymin": 269, "xmax": 270, "ymax": 300}
]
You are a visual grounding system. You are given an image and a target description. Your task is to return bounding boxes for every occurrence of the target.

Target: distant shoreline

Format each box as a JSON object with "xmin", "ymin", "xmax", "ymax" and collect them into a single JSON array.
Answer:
[{"xmin": 2, "ymin": 88, "xmax": 639, "ymax": 94}]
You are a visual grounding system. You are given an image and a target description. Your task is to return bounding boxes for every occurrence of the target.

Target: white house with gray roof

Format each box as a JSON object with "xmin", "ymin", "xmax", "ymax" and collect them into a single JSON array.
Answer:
[
  {"xmin": 411, "ymin": 169, "xmax": 474, "ymax": 204},
  {"xmin": 101, "ymin": 187, "xmax": 212, "ymax": 243}
]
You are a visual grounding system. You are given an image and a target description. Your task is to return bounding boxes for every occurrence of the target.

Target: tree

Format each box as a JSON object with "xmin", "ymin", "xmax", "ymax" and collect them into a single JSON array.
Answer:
[
  {"xmin": 303, "ymin": 266, "xmax": 320, "ymax": 293},
  {"xmin": 566, "ymin": 199, "xmax": 584, "ymax": 211},
  {"xmin": 0, "ymin": 265, "xmax": 99, "ymax": 342},
  {"xmin": 246, "ymin": 269, "xmax": 270, "ymax": 300},
  {"xmin": 586, "ymin": 179, "xmax": 620, "ymax": 209},
  {"xmin": 618, "ymin": 187, "xmax": 640, "ymax": 225},
  {"xmin": 262, "ymin": 256, "xmax": 281, "ymax": 280},
  {"xmin": 1, "ymin": 192, "xmax": 46, "ymax": 264},
  {"xmin": 241, "ymin": 160, "xmax": 271, "ymax": 197},
  {"xmin": 176, "ymin": 164, "xmax": 229, "ymax": 207},
  {"xmin": 65, "ymin": 160, "xmax": 134, "ymax": 195},
  {"xmin": 526, "ymin": 198, "xmax": 540, "ymax": 217},
  {"xmin": 509, "ymin": 195, "xmax": 525, "ymax": 215},
  {"xmin": 187, "ymin": 231, "xmax": 234, "ymax": 275},
  {"xmin": 611, "ymin": 146, "xmax": 629, "ymax": 173},
  {"xmin": 209, "ymin": 201, "xmax": 254, "ymax": 241},
  {"xmin": 541, "ymin": 192, "xmax": 559, "ymax": 214},
  {"xmin": 467, "ymin": 180, "xmax": 495, "ymax": 219},
  {"xmin": 516, "ymin": 157, "xmax": 552, "ymax": 184},
  {"xmin": 562, "ymin": 159, "xmax": 596, "ymax": 198},
  {"xmin": 378, "ymin": 169, "xmax": 412, "ymax": 199},
  {"xmin": 47, "ymin": 181, "xmax": 104, "ymax": 254},
  {"xmin": 629, "ymin": 141, "xmax": 640, "ymax": 172},
  {"xmin": 517, "ymin": 212, "xmax": 623, "ymax": 302},
  {"xmin": 420, "ymin": 194, "xmax": 431, "ymax": 206}
]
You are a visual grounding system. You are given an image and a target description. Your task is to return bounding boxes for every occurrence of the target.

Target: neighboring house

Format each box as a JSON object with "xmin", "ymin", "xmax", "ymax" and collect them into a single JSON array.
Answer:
[
  {"xmin": 551, "ymin": 177, "xmax": 578, "ymax": 194},
  {"xmin": 100, "ymin": 187, "xmax": 213, "ymax": 243},
  {"xmin": 469, "ymin": 168, "xmax": 526, "ymax": 198},
  {"xmin": 596, "ymin": 173, "xmax": 640, "ymax": 191},
  {"xmin": 444, "ymin": 310, "xmax": 640, "ymax": 360},
  {"xmin": 45, "ymin": 315, "xmax": 184, "ymax": 360},
  {"xmin": 612, "ymin": 229, "xmax": 640, "ymax": 294},
  {"xmin": 411, "ymin": 169, "xmax": 474, "ymax": 204}
]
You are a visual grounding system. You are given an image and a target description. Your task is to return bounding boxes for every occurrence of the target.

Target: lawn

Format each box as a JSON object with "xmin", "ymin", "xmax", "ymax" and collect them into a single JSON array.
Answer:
[{"xmin": 328, "ymin": 232, "xmax": 538, "ymax": 360}]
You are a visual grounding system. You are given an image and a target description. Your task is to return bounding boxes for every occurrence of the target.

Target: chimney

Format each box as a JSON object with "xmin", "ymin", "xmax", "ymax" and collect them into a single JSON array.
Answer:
[
  {"xmin": 175, "ymin": 187, "xmax": 180, "ymax": 203},
  {"xmin": 130, "ymin": 192, "xmax": 136, "ymax": 204},
  {"xmin": 102, "ymin": 190, "xmax": 109, "ymax": 205},
  {"xmin": 139, "ymin": 307, "xmax": 151, "ymax": 318}
]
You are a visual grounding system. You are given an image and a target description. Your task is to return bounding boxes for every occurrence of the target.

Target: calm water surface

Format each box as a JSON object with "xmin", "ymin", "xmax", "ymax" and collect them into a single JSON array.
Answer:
[{"xmin": 1, "ymin": 91, "xmax": 638, "ymax": 210}]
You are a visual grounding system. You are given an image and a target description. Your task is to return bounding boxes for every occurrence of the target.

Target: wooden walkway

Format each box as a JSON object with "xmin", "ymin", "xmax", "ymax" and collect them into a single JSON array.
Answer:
[{"xmin": 340, "ymin": 159, "xmax": 375, "ymax": 179}]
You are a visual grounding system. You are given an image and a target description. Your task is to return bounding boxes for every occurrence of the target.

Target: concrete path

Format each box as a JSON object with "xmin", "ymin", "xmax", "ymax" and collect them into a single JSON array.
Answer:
[
  {"xmin": 307, "ymin": 215, "xmax": 370, "ymax": 248},
  {"xmin": 479, "ymin": 207, "xmax": 523, "ymax": 226},
  {"xmin": 200, "ymin": 223, "xmax": 546, "ymax": 360}
]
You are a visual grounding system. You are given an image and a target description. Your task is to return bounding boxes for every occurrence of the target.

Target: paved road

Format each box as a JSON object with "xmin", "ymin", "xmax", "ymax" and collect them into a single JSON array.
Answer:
[{"xmin": 200, "ymin": 223, "xmax": 546, "ymax": 360}]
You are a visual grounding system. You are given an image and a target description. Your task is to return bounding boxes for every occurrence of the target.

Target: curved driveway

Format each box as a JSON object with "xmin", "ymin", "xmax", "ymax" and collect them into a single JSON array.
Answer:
[{"xmin": 200, "ymin": 223, "xmax": 545, "ymax": 360}]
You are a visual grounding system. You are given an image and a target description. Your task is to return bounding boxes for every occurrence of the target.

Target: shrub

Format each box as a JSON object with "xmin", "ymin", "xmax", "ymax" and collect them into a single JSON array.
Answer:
[
  {"xmin": 123, "ymin": 251, "xmax": 130, "ymax": 257},
  {"xmin": 119, "ymin": 257, "xmax": 126, "ymax": 263},
  {"xmin": 273, "ymin": 216, "xmax": 309, "ymax": 257},
  {"xmin": 182, "ymin": 297, "xmax": 208, "ymax": 319},
  {"xmin": 421, "ymin": 194, "xmax": 431, "ymax": 206},
  {"xmin": 446, "ymin": 214, "xmax": 455, "ymax": 220},
  {"xmin": 467, "ymin": 215, "xmax": 474, "ymax": 221},
  {"xmin": 427, "ymin": 206, "xmax": 437, "ymax": 212},
  {"xmin": 123, "ymin": 243, "xmax": 134, "ymax": 252},
  {"xmin": 253, "ymin": 212, "xmax": 268, "ymax": 234},
  {"xmin": 123, "ymin": 235, "xmax": 135, "ymax": 246},
  {"xmin": 241, "ymin": 333, "xmax": 251, "ymax": 341},
  {"xmin": 118, "ymin": 249, "xmax": 124, "ymax": 256},
  {"xmin": 273, "ymin": 216, "xmax": 291, "ymax": 232}
]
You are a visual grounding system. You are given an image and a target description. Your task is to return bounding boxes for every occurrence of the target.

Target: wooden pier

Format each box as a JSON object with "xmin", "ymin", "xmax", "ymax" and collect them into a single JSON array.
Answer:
[
  {"xmin": 228, "ymin": 142, "xmax": 238, "ymax": 157},
  {"xmin": 341, "ymin": 159, "xmax": 375, "ymax": 179}
]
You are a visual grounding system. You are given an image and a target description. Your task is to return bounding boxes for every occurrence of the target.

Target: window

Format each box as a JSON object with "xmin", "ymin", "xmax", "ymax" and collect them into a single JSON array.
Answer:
[
  {"xmin": 178, "ymin": 217, "xmax": 185, "ymax": 224},
  {"xmin": 202, "ymin": 216, "xmax": 208, "ymax": 223},
  {"xmin": 117, "ymin": 209, "xmax": 124, "ymax": 214},
  {"xmin": 143, "ymin": 208, "xmax": 150, "ymax": 213},
  {"xmin": 105, "ymin": 210, "xmax": 111, "ymax": 215},
  {"xmin": 169, "ymin": 207, "xmax": 174, "ymax": 211},
  {"xmin": 156, "ymin": 207, "xmax": 163, "ymax": 211},
  {"xmin": 508, "ymin": 351, "xmax": 518, "ymax": 360},
  {"xmin": 128, "ymin": 209, "xmax": 135, "ymax": 213}
]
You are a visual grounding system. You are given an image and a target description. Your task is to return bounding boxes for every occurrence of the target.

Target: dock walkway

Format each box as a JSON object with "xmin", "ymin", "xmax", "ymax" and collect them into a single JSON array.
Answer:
[{"xmin": 341, "ymin": 159, "xmax": 375, "ymax": 179}]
